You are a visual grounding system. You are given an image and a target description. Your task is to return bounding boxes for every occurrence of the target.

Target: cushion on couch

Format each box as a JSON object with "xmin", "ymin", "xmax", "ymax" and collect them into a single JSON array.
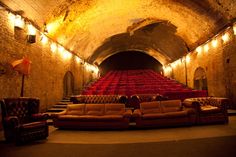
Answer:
[
  {"xmin": 161, "ymin": 100, "xmax": 182, "ymax": 113},
  {"xmin": 105, "ymin": 103, "xmax": 125, "ymax": 115},
  {"xmin": 57, "ymin": 115, "xmax": 124, "ymax": 121},
  {"xmin": 140, "ymin": 101, "xmax": 162, "ymax": 114},
  {"xmin": 66, "ymin": 104, "xmax": 85, "ymax": 115},
  {"xmin": 85, "ymin": 104, "xmax": 105, "ymax": 116}
]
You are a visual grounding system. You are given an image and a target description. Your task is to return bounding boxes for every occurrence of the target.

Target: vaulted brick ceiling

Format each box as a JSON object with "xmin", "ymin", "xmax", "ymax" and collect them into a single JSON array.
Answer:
[{"xmin": 2, "ymin": 0, "xmax": 236, "ymax": 65}]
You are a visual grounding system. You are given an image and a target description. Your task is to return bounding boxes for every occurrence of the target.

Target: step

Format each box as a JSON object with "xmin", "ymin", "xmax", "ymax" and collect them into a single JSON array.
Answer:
[
  {"xmin": 47, "ymin": 108, "xmax": 65, "ymax": 112},
  {"xmin": 56, "ymin": 102, "xmax": 73, "ymax": 105},
  {"xmin": 52, "ymin": 104, "xmax": 67, "ymax": 108},
  {"xmin": 61, "ymin": 99, "xmax": 71, "ymax": 102}
]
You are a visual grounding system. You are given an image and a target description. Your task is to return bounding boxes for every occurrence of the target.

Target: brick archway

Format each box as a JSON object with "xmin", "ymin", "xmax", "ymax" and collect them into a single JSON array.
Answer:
[{"xmin": 194, "ymin": 67, "xmax": 207, "ymax": 90}]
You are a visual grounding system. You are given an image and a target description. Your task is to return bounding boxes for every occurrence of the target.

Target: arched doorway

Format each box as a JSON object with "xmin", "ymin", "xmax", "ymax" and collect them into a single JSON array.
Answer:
[
  {"xmin": 194, "ymin": 67, "xmax": 208, "ymax": 90},
  {"xmin": 63, "ymin": 71, "xmax": 74, "ymax": 98}
]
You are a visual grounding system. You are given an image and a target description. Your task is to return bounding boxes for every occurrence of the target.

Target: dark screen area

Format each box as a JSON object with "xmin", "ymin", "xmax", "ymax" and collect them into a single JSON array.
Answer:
[{"xmin": 99, "ymin": 51, "xmax": 162, "ymax": 76}]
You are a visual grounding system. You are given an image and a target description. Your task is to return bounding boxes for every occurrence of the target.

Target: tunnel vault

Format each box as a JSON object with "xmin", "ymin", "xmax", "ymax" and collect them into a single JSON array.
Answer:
[{"xmin": 88, "ymin": 21, "xmax": 188, "ymax": 65}]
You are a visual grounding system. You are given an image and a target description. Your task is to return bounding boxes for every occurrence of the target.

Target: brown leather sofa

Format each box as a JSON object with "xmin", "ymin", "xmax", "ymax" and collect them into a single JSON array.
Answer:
[
  {"xmin": 70, "ymin": 95, "xmax": 128, "ymax": 104},
  {"xmin": 129, "ymin": 94, "xmax": 168, "ymax": 109},
  {"xmin": 52, "ymin": 103, "xmax": 132, "ymax": 129},
  {"xmin": 183, "ymin": 97, "xmax": 229, "ymax": 124},
  {"xmin": 132, "ymin": 100, "xmax": 197, "ymax": 128}
]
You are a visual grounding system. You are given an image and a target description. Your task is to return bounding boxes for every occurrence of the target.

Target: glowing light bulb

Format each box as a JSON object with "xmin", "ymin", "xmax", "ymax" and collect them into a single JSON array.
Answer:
[
  {"xmin": 40, "ymin": 34, "xmax": 48, "ymax": 44},
  {"xmin": 196, "ymin": 46, "xmax": 202, "ymax": 53},
  {"xmin": 222, "ymin": 33, "xmax": 229, "ymax": 43},
  {"xmin": 233, "ymin": 25, "xmax": 236, "ymax": 35},
  {"xmin": 186, "ymin": 55, "xmax": 190, "ymax": 63},
  {"xmin": 211, "ymin": 39, "xmax": 218, "ymax": 48},
  {"xmin": 204, "ymin": 44, "xmax": 209, "ymax": 52},
  {"xmin": 14, "ymin": 15, "xmax": 24, "ymax": 28},
  {"xmin": 27, "ymin": 24, "xmax": 36, "ymax": 35},
  {"xmin": 50, "ymin": 43, "xmax": 57, "ymax": 52},
  {"xmin": 76, "ymin": 56, "xmax": 82, "ymax": 63}
]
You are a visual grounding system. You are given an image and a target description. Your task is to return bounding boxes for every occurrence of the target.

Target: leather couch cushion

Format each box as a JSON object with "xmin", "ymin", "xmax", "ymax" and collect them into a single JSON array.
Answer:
[
  {"xmin": 105, "ymin": 103, "xmax": 125, "ymax": 115},
  {"xmin": 57, "ymin": 115, "xmax": 123, "ymax": 121},
  {"xmin": 142, "ymin": 110, "xmax": 188, "ymax": 120},
  {"xmin": 85, "ymin": 104, "xmax": 105, "ymax": 116},
  {"xmin": 161, "ymin": 100, "xmax": 182, "ymax": 112},
  {"xmin": 200, "ymin": 105, "xmax": 221, "ymax": 113},
  {"xmin": 140, "ymin": 101, "xmax": 162, "ymax": 114},
  {"xmin": 66, "ymin": 104, "xmax": 85, "ymax": 115}
]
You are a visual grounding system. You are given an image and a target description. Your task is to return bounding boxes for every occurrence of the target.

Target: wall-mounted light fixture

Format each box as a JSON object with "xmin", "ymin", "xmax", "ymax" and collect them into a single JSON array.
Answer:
[
  {"xmin": 233, "ymin": 24, "xmax": 236, "ymax": 35},
  {"xmin": 14, "ymin": 15, "xmax": 25, "ymax": 29},
  {"xmin": 27, "ymin": 24, "xmax": 36, "ymax": 43}
]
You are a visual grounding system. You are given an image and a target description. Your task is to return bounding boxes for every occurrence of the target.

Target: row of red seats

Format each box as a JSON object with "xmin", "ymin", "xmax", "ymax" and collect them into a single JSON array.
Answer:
[{"xmin": 82, "ymin": 69, "xmax": 207, "ymax": 98}]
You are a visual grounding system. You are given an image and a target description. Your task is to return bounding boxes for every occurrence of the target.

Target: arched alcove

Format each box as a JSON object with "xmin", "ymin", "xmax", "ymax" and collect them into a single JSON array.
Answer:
[
  {"xmin": 194, "ymin": 67, "xmax": 208, "ymax": 90},
  {"xmin": 99, "ymin": 51, "xmax": 162, "ymax": 76},
  {"xmin": 63, "ymin": 71, "xmax": 74, "ymax": 98}
]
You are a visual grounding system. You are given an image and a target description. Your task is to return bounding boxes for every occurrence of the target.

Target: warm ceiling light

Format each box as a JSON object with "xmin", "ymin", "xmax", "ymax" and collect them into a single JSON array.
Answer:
[
  {"xmin": 76, "ymin": 56, "xmax": 82, "ymax": 63},
  {"xmin": 50, "ymin": 43, "xmax": 57, "ymax": 52},
  {"xmin": 27, "ymin": 24, "xmax": 36, "ymax": 35},
  {"xmin": 233, "ymin": 25, "xmax": 236, "ymax": 35},
  {"xmin": 211, "ymin": 39, "xmax": 218, "ymax": 48},
  {"xmin": 196, "ymin": 46, "xmax": 202, "ymax": 53},
  {"xmin": 171, "ymin": 62, "xmax": 176, "ymax": 69},
  {"xmin": 27, "ymin": 24, "xmax": 36, "ymax": 43},
  {"xmin": 58, "ymin": 45, "xmax": 65, "ymax": 54},
  {"xmin": 204, "ymin": 44, "xmax": 209, "ymax": 52},
  {"xmin": 62, "ymin": 50, "xmax": 72, "ymax": 60},
  {"xmin": 14, "ymin": 15, "xmax": 25, "ymax": 29},
  {"xmin": 186, "ymin": 55, "xmax": 190, "ymax": 63},
  {"xmin": 40, "ymin": 34, "xmax": 48, "ymax": 44},
  {"xmin": 222, "ymin": 33, "xmax": 229, "ymax": 43}
]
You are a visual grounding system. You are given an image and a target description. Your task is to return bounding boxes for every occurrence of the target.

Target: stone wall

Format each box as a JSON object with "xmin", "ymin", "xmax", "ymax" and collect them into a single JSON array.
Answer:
[
  {"xmin": 0, "ymin": 10, "xmax": 98, "ymax": 112},
  {"xmin": 166, "ymin": 29, "xmax": 236, "ymax": 108}
]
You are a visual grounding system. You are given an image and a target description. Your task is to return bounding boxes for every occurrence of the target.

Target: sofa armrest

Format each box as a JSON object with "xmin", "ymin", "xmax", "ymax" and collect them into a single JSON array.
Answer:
[
  {"xmin": 132, "ymin": 109, "xmax": 142, "ymax": 118},
  {"xmin": 183, "ymin": 101, "xmax": 200, "ymax": 111},
  {"xmin": 4, "ymin": 116, "xmax": 20, "ymax": 128},
  {"xmin": 123, "ymin": 109, "xmax": 132, "ymax": 118},
  {"xmin": 51, "ymin": 110, "xmax": 67, "ymax": 119},
  {"xmin": 31, "ymin": 113, "xmax": 49, "ymax": 121}
]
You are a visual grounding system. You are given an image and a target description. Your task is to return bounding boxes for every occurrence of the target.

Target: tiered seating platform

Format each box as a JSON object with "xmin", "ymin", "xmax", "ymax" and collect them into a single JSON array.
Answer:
[{"xmin": 82, "ymin": 69, "xmax": 207, "ymax": 100}]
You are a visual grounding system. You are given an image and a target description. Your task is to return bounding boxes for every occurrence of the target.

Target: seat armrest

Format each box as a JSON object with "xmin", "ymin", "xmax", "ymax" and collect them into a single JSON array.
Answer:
[
  {"xmin": 31, "ymin": 113, "xmax": 49, "ymax": 121},
  {"xmin": 4, "ymin": 116, "xmax": 20, "ymax": 128},
  {"xmin": 184, "ymin": 108, "xmax": 197, "ymax": 114},
  {"xmin": 51, "ymin": 110, "xmax": 67, "ymax": 119},
  {"xmin": 123, "ymin": 109, "xmax": 132, "ymax": 118},
  {"xmin": 132, "ymin": 109, "xmax": 142, "ymax": 118},
  {"xmin": 183, "ymin": 101, "xmax": 200, "ymax": 111}
]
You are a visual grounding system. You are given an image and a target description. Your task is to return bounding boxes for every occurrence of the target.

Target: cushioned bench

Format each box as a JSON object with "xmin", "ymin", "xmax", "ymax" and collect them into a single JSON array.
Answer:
[
  {"xmin": 52, "ymin": 103, "xmax": 132, "ymax": 129},
  {"xmin": 183, "ymin": 97, "xmax": 229, "ymax": 124},
  {"xmin": 132, "ymin": 100, "xmax": 197, "ymax": 128}
]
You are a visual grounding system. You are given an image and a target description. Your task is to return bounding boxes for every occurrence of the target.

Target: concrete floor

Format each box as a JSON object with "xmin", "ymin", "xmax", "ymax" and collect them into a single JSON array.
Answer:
[
  {"xmin": 1, "ymin": 116, "xmax": 236, "ymax": 144},
  {"xmin": 47, "ymin": 116, "xmax": 236, "ymax": 144}
]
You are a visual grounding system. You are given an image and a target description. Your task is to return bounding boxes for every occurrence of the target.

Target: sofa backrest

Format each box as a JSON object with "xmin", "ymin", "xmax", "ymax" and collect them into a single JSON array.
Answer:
[
  {"xmin": 183, "ymin": 97, "xmax": 228, "ymax": 108},
  {"xmin": 66, "ymin": 104, "xmax": 85, "ymax": 115},
  {"xmin": 70, "ymin": 95, "xmax": 127, "ymax": 104},
  {"xmin": 85, "ymin": 104, "xmax": 105, "ymax": 116},
  {"xmin": 140, "ymin": 101, "xmax": 162, "ymax": 114},
  {"xmin": 105, "ymin": 103, "xmax": 125, "ymax": 115},
  {"xmin": 160, "ymin": 100, "xmax": 182, "ymax": 112},
  {"xmin": 1, "ymin": 97, "xmax": 40, "ymax": 123}
]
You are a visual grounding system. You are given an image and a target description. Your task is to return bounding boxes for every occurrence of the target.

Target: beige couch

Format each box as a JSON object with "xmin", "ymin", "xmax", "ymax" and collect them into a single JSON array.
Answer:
[
  {"xmin": 132, "ymin": 100, "xmax": 197, "ymax": 128},
  {"xmin": 52, "ymin": 103, "xmax": 132, "ymax": 129}
]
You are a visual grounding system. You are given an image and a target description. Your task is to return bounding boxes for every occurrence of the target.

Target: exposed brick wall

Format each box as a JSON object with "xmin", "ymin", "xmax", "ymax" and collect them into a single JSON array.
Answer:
[
  {"xmin": 168, "ymin": 29, "xmax": 236, "ymax": 108},
  {"xmin": 0, "ymin": 10, "xmax": 98, "ymax": 111}
]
